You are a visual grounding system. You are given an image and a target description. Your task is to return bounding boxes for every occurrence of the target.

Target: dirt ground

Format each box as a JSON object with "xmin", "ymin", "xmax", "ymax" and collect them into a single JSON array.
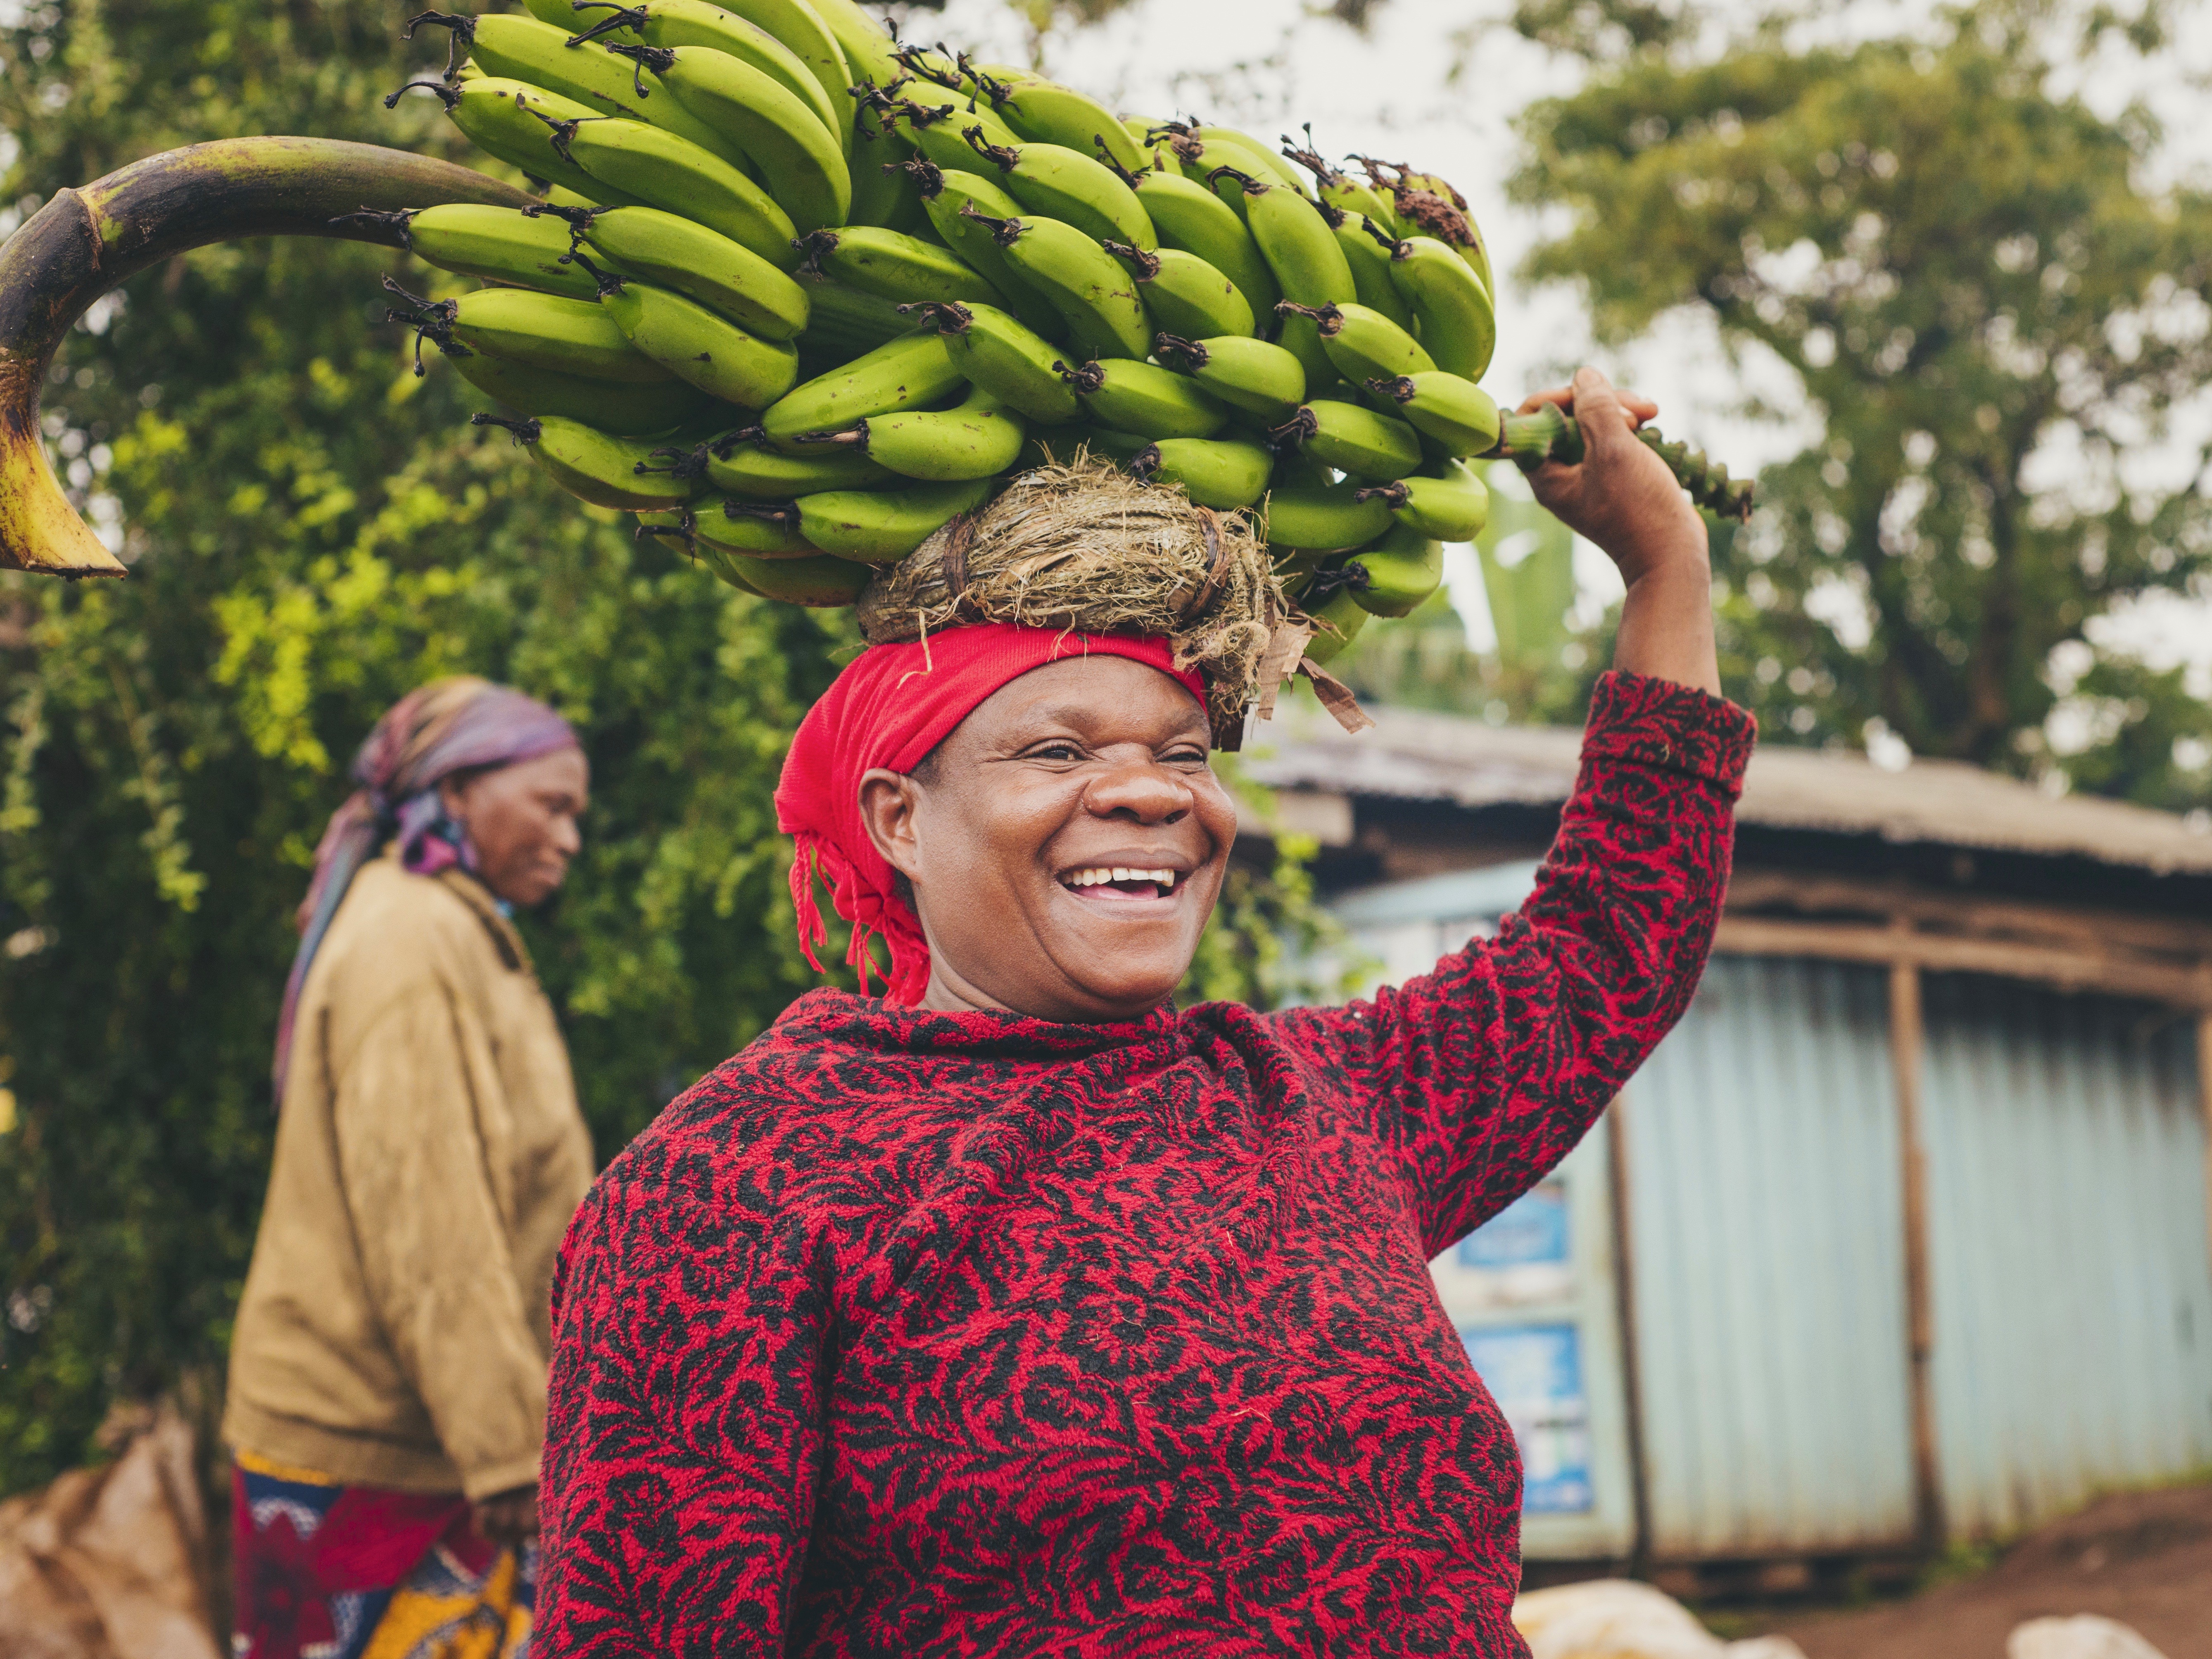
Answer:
[{"xmin": 1740, "ymin": 1481, "xmax": 2212, "ymax": 1659}]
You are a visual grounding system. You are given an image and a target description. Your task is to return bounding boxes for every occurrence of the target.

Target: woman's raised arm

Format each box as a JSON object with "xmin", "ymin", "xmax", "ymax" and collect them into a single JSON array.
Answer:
[{"xmin": 1270, "ymin": 369, "xmax": 1751, "ymax": 1253}]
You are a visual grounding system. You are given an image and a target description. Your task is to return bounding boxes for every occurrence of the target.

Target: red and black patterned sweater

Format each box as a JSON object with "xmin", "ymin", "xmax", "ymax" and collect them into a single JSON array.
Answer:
[{"xmin": 539, "ymin": 672, "xmax": 1755, "ymax": 1657}]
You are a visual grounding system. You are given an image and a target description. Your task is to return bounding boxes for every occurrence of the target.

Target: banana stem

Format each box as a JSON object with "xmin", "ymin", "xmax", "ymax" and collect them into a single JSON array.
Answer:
[
  {"xmin": 0, "ymin": 136, "xmax": 531, "ymax": 575},
  {"xmin": 1492, "ymin": 405, "xmax": 1756, "ymax": 523}
]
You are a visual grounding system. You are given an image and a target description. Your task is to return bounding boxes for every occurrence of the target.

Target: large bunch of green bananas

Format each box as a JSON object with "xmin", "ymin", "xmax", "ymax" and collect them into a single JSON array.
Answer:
[{"xmin": 371, "ymin": 0, "xmax": 1746, "ymax": 656}]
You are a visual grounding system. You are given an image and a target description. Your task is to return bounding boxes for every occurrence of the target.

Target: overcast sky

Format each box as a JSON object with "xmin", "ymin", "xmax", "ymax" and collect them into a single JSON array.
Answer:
[{"xmin": 913, "ymin": 0, "xmax": 2212, "ymax": 712}]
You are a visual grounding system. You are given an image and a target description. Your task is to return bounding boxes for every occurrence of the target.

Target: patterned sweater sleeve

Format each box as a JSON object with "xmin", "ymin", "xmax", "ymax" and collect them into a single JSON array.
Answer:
[
  {"xmin": 536, "ymin": 1134, "xmax": 828, "ymax": 1656},
  {"xmin": 1274, "ymin": 671, "xmax": 1755, "ymax": 1255}
]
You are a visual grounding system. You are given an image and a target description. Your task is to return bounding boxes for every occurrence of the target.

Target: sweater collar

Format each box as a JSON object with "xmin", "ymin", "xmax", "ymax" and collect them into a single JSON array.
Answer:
[{"xmin": 772, "ymin": 987, "xmax": 1178, "ymax": 1063}]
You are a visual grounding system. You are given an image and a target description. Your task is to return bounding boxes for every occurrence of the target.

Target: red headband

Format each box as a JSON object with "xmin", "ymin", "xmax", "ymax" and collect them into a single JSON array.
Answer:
[{"xmin": 773, "ymin": 623, "xmax": 1208, "ymax": 1004}]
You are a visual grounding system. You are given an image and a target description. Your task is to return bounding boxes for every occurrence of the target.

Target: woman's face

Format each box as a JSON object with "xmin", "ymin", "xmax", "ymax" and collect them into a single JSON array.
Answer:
[
  {"xmin": 441, "ymin": 746, "xmax": 590, "ymax": 909},
  {"xmin": 861, "ymin": 656, "xmax": 1238, "ymax": 1022}
]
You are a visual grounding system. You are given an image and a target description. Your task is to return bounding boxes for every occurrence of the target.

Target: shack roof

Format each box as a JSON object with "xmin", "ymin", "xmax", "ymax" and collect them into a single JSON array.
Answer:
[{"xmin": 1246, "ymin": 699, "xmax": 2212, "ymax": 878}]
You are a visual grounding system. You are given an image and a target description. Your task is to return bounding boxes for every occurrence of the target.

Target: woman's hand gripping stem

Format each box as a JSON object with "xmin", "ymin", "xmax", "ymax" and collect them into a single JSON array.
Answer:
[{"xmin": 1517, "ymin": 366, "xmax": 1721, "ymax": 698}]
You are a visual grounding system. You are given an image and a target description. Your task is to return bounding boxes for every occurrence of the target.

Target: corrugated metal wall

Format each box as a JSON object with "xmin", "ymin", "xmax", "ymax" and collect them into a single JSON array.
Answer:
[
  {"xmin": 1331, "ymin": 870, "xmax": 2212, "ymax": 1560},
  {"xmin": 1620, "ymin": 956, "xmax": 1921, "ymax": 1557},
  {"xmin": 1919, "ymin": 977, "xmax": 2212, "ymax": 1539}
]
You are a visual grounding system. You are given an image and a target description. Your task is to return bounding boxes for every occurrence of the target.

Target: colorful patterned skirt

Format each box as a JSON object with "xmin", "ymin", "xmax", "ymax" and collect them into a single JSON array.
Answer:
[{"xmin": 231, "ymin": 1450, "xmax": 533, "ymax": 1659}]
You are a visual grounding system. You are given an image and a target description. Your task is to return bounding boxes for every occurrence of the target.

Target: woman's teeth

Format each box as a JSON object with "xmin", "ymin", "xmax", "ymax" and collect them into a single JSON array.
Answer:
[{"xmin": 1067, "ymin": 867, "xmax": 1178, "ymax": 890}]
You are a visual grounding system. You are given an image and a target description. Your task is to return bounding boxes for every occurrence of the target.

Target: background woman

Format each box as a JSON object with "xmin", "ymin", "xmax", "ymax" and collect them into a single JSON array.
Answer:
[
  {"xmin": 539, "ymin": 369, "xmax": 1752, "ymax": 1655},
  {"xmin": 225, "ymin": 677, "xmax": 593, "ymax": 1659}
]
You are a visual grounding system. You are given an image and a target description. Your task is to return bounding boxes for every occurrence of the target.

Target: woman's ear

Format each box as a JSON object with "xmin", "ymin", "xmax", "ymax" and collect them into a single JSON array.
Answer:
[
  {"xmin": 858, "ymin": 769, "xmax": 925, "ymax": 881},
  {"xmin": 437, "ymin": 774, "xmax": 470, "ymax": 830}
]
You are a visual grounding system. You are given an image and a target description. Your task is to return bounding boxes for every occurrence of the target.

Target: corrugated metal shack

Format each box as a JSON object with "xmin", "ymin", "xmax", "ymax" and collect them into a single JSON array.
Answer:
[{"xmin": 1241, "ymin": 702, "xmax": 2212, "ymax": 1592}]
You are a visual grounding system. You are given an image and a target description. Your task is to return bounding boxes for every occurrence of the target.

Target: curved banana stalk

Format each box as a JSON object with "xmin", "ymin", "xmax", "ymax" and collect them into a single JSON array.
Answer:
[
  {"xmin": 0, "ymin": 136, "xmax": 532, "ymax": 575},
  {"xmin": 1492, "ymin": 403, "xmax": 1756, "ymax": 522}
]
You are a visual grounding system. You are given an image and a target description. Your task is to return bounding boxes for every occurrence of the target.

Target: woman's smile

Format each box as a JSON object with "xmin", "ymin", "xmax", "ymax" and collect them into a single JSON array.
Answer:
[{"xmin": 1059, "ymin": 861, "xmax": 1191, "ymax": 903}]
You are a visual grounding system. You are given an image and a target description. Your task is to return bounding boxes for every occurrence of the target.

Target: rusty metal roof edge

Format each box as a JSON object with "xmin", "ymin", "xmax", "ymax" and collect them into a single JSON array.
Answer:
[{"xmin": 1245, "ymin": 699, "xmax": 2212, "ymax": 877}]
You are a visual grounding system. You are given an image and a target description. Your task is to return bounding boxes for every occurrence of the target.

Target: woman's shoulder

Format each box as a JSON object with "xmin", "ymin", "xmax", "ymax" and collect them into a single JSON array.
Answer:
[{"xmin": 306, "ymin": 857, "xmax": 518, "ymax": 1009}]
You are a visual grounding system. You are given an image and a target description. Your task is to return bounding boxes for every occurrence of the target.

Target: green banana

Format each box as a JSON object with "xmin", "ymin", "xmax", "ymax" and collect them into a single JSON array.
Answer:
[
  {"xmin": 398, "ymin": 283, "xmax": 669, "ymax": 383},
  {"xmin": 1328, "ymin": 208, "xmax": 1417, "ymax": 331},
  {"xmin": 796, "ymin": 382, "xmax": 1024, "ymax": 481},
  {"xmin": 661, "ymin": 0, "xmax": 857, "ymax": 154},
  {"xmin": 960, "ymin": 131, "xmax": 1156, "ymax": 252},
  {"xmin": 1107, "ymin": 164, "xmax": 1281, "ymax": 319},
  {"xmin": 1272, "ymin": 399, "xmax": 1423, "ymax": 481},
  {"xmin": 795, "ymin": 280, "xmax": 918, "ymax": 357},
  {"xmin": 639, "ymin": 496, "xmax": 820, "ymax": 556},
  {"xmin": 961, "ymin": 62, "xmax": 1148, "ymax": 175},
  {"xmin": 1299, "ymin": 582, "xmax": 1369, "ymax": 664},
  {"xmin": 702, "ymin": 432, "xmax": 897, "ymax": 496},
  {"xmin": 871, "ymin": 84, "xmax": 1025, "ymax": 171},
  {"xmin": 368, "ymin": 202, "xmax": 603, "ymax": 300},
  {"xmin": 565, "ymin": 0, "xmax": 848, "ymax": 154},
  {"xmin": 554, "ymin": 113, "xmax": 800, "ymax": 269},
  {"xmin": 439, "ymin": 12, "xmax": 746, "ymax": 167},
  {"xmin": 796, "ymin": 224, "xmax": 1001, "ymax": 307},
  {"xmin": 1207, "ymin": 167, "xmax": 1354, "ymax": 390},
  {"xmin": 1385, "ymin": 234, "xmax": 1496, "ymax": 383},
  {"xmin": 802, "ymin": 0, "xmax": 898, "ymax": 84},
  {"xmin": 1058, "ymin": 358, "xmax": 1226, "ymax": 440},
  {"xmin": 909, "ymin": 161, "xmax": 1068, "ymax": 340},
  {"xmin": 449, "ymin": 354, "xmax": 710, "ymax": 434},
  {"xmin": 1150, "ymin": 332, "xmax": 1306, "ymax": 421},
  {"xmin": 1271, "ymin": 441, "xmax": 1337, "ymax": 492},
  {"xmin": 605, "ymin": 43, "xmax": 850, "ymax": 233},
  {"xmin": 911, "ymin": 301, "xmax": 1081, "ymax": 422},
  {"xmin": 1280, "ymin": 127, "xmax": 1400, "ymax": 231},
  {"xmin": 573, "ymin": 204, "xmax": 809, "ymax": 339},
  {"xmin": 1261, "ymin": 481, "xmax": 1394, "ymax": 550},
  {"xmin": 474, "ymin": 411, "xmax": 696, "ymax": 510},
  {"xmin": 797, "ymin": 477, "xmax": 996, "ymax": 561},
  {"xmin": 1278, "ymin": 299, "xmax": 1432, "ymax": 383},
  {"xmin": 1342, "ymin": 522, "xmax": 1443, "ymax": 617},
  {"xmin": 1019, "ymin": 424, "xmax": 1151, "ymax": 469},
  {"xmin": 760, "ymin": 329, "xmax": 967, "ymax": 446},
  {"xmin": 1101, "ymin": 241, "xmax": 1253, "ymax": 340},
  {"xmin": 1364, "ymin": 371, "xmax": 1500, "ymax": 456},
  {"xmin": 1152, "ymin": 121, "xmax": 1305, "ymax": 213},
  {"xmin": 594, "ymin": 268, "xmax": 801, "ymax": 409},
  {"xmin": 392, "ymin": 78, "xmax": 643, "ymax": 206},
  {"xmin": 974, "ymin": 210, "xmax": 1152, "ymax": 360},
  {"xmin": 719, "ymin": 548, "xmax": 871, "ymax": 603},
  {"xmin": 1355, "ymin": 459, "xmax": 1490, "ymax": 542},
  {"xmin": 847, "ymin": 99, "xmax": 930, "ymax": 233},
  {"xmin": 649, "ymin": 527, "xmax": 871, "ymax": 603},
  {"xmin": 1356, "ymin": 155, "xmax": 1493, "ymax": 299},
  {"xmin": 1126, "ymin": 435, "xmax": 1270, "ymax": 510}
]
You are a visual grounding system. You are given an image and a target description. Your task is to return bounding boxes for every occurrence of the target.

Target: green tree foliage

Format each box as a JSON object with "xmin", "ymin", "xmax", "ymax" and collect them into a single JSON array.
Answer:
[
  {"xmin": 0, "ymin": 0, "xmax": 1326, "ymax": 1494},
  {"xmin": 1514, "ymin": 1, "xmax": 2212, "ymax": 799}
]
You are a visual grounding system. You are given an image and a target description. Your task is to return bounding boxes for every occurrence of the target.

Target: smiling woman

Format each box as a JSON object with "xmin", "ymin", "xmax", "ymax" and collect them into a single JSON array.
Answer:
[{"xmin": 539, "ymin": 372, "xmax": 1755, "ymax": 1658}]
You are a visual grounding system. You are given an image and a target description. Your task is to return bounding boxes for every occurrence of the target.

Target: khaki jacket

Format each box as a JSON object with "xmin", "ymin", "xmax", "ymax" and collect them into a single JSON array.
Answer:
[{"xmin": 223, "ymin": 851, "xmax": 594, "ymax": 1500}]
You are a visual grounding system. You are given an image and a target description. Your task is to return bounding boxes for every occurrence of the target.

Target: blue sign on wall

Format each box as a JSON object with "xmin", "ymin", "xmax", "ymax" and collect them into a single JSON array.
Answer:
[
  {"xmin": 1463, "ymin": 1322, "xmax": 1594, "ymax": 1514},
  {"xmin": 1459, "ymin": 1179, "xmax": 1570, "ymax": 1271}
]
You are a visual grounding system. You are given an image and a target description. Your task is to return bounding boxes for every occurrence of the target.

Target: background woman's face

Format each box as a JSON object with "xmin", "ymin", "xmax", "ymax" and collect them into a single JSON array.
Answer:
[
  {"xmin": 862, "ymin": 656, "xmax": 1238, "ymax": 1023},
  {"xmin": 442, "ymin": 747, "xmax": 590, "ymax": 909}
]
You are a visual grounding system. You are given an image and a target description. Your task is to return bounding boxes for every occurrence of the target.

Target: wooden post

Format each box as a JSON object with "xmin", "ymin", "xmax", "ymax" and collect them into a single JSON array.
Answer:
[
  {"xmin": 1604, "ymin": 1101, "xmax": 1654, "ymax": 1576},
  {"xmin": 1889, "ymin": 956, "xmax": 1944, "ymax": 1551}
]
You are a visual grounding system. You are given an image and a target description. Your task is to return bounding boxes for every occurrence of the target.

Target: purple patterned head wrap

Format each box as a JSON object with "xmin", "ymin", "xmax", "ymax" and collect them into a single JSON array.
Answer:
[{"xmin": 273, "ymin": 676, "xmax": 578, "ymax": 1103}]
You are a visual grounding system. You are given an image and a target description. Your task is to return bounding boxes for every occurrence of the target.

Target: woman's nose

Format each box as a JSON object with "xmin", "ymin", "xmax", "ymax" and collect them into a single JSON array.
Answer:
[{"xmin": 1083, "ymin": 758, "xmax": 1191, "ymax": 823}]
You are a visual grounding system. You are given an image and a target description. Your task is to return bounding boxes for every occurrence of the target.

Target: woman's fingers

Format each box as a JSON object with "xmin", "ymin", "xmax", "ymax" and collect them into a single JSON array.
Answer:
[{"xmin": 1516, "ymin": 370, "xmax": 1661, "ymax": 425}]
